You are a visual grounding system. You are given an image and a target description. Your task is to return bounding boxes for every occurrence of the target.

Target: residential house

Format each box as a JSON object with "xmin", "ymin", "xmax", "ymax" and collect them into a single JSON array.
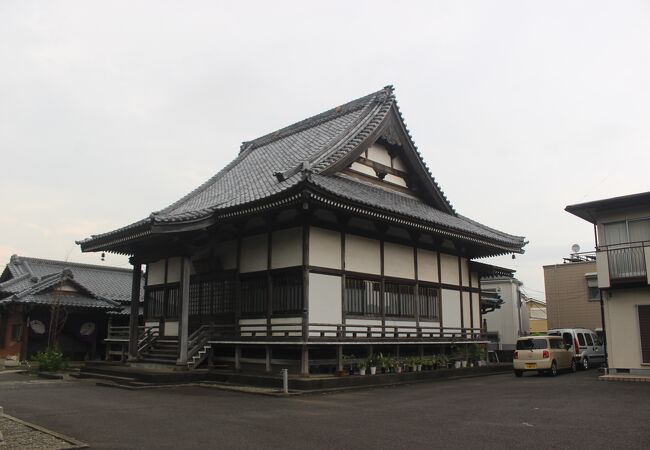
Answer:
[
  {"xmin": 77, "ymin": 86, "xmax": 527, "ymax": 373},
  {"xmin": 525, "ymin": 296, "xmax": 548, "ymax": 333},
  {"xmin": 0, "ymin": 255, "xmax": 142, "ymax": 362},
  {"xmin": 543, "ymin": 256, "xmax": 602, "ymax": 332},
  {"xmin": 481, "ymin": 277, "xmax": 529, "ymax": 350},
  {"xmin": 566, "ymin": 191, "xmax": 650, "ymax": 375}
]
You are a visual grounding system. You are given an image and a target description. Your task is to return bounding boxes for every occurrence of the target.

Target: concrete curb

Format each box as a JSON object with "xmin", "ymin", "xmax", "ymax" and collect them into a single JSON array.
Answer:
[{"xmin": 1, "ymin": 409, "xmax": 88, "ymax": 449}]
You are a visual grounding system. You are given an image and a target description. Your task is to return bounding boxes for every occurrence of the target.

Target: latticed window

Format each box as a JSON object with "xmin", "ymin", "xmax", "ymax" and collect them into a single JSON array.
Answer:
[
  {"xmin": 272, "ymin": 274, "xmax": 303, "ymax": 313},
  {"xmin": 345, "ymin": 278, "xmax": 381, "ymax": 316},
  {"xmin": 189, "ymin": 277, "xmax": 234, "ymax": 317},
  {"xmin": 165, "ymin": 286, "xmax": 180, "ymax": 319},
  {"xmin": 146, "ymin": 287, "xmax": 165, "ymax": 318},
  {"xmin": 241, "ymin": 277, "xmax": 267, "ymax": 315},
  {"xmin": 418, "ymin": 285, "xmax": 440, "ymax": 320},
  {"xmin": 384, "ymin": 283, "xmax": 415, "ymax": 318}
]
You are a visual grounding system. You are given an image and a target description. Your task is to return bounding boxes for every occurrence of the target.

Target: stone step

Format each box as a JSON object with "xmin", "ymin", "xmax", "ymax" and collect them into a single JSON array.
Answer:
[{"xmin": 138, "ymin": 357, "xmax": 179, "ymax": 365}]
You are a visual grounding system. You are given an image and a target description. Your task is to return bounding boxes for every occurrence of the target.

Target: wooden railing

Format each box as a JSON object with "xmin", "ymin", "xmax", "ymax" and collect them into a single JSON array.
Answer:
[{"xmin": 137, "ymin": 326, "xmax": 160, "ymax": 354}]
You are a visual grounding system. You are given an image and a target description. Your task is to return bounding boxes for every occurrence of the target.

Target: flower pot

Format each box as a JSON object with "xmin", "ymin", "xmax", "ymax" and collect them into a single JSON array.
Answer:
[
  {"xmin": 395, "ymin": 366, "xmax": 403, "ymax": 374},
  {"xmin": 359, "ymin": 368, "xmax": 366, "ymax": 376},
  {"xmin": 417, "ymin": 364, "xmax": 422, "ymax": 372},
  {"xmin": 478, "ymin": 360, "xmax": 487, "ymax": 367},
  {"xmin": 461, "ymin": 360, "xmax": 468, "ymax": 368},
  {"xmin": 454, "ymin": 361, "xmax": 461, "ymax": 369},
  {"xmin": 370, "ymin": 366, "xmax": 377, "ymax": 375}
]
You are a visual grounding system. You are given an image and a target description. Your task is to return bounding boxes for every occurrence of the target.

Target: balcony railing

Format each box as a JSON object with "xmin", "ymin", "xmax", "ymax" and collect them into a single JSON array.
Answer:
[{"xmin": 598, "ymin": 241, "xmax": 649, "ymax": 283}]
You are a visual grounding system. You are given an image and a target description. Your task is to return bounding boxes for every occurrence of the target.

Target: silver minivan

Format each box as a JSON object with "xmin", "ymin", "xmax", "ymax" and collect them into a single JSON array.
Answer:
[{"xmin": 547, "ymin": 328, "xmax": 605, "ymax": 369}]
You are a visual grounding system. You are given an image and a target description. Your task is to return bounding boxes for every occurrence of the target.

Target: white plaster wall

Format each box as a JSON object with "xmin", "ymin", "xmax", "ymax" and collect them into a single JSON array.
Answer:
[
  {"xmin": 471, "ymin": 293, "xmax": 481, "ymax": 330},
  {"xmin": 166, "ymin": 257, "xmax": 182, "ymax": 283},
  {"xmin": 442, "ymin": 289, "xmax": 461, "ymax": 329},
  {"xmin": 310, "ymin": 227, "xmax": 341, "ymax": 269},
  {"xmin": 460, "ymin": 258, "xmax": 470, "ymax": 287},
  {"xmin": 384, "ymin": 242, "xmax": 414, "ymax": 279},
  {"xmin": 605, "ymin": 288, "xmax": 650, "ymax": 370},
  {"xmin": 462, "ymin": 291, "xmax": 472, "ymax": 328},
  {"xmin": 271, "ymin": 227, "xmax": 302, "ymax": 269},
  {"xmin": 350, "ymin": 161, "xmax": 376, "ymax": 177},
  {"xmin": 417, "ymin": 249, "xmax": 438, "ymax": 283},
  {"xmin": 164, "ymin": 321, "xmax": 179, "ymax": 337},
  {"xmin": 145, "ymin": 321, "xmax": 159, "ymax": 328},
  {"xmin": 146, "ymin": 260, "xmax": 166, "ymax": 285},
  {"xmin": 309, "ymin": 273, "xmax": 342, "ymax": 324},
  {"xmin": 345, "ymin": 234, "xmax": 381, "ymax": 275},
  {"xmin": 440, "ymin": 253, "xmax": 460, "ymax": 285},
  {"xmin": 481, "ymin": 279, "xmax": 522, "ymax": 349},
  {"xmin": 367, "ymin": 143, "xmax": 392, "ymax": 166},
  {"xmin": 392, "ymin": 156, "xmax": 407, "ymax": 172},
  {"xmin": 240, "ymin": 234, "xmax": 268, "ymax": 273},
  {"xmin": 215, "ymin": 240, "xmax": 237, "ymax": 270},
  {"xmin": 471, "ymin": 271, "xmax": 479, "ymax": 287},
  {"xmin": 384, "ymin": 174, "xmax": 407, "ymax": 187}
]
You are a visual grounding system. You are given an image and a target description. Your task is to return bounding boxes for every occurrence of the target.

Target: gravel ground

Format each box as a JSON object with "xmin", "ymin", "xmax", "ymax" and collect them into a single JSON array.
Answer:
[{"xmin": 0, "ymin": 416, "xmax": 72, "ymax": 450}]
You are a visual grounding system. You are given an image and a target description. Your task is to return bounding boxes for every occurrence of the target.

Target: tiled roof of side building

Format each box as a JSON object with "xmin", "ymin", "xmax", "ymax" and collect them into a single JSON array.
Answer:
[{"xmin": 0, "ymin": 255, "xmax": 142, "ymax": 303}]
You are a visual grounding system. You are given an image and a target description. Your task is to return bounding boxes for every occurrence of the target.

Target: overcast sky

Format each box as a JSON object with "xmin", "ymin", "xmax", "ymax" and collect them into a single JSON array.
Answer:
[{"xmin": 1, "ymin": 1, "xmax": 649, "ymax": 299}]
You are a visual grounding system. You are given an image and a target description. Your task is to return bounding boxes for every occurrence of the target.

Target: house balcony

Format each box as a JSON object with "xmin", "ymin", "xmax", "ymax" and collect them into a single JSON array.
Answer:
[{"xmin": 597, "ymin": 241, "xmax": 650, "ymax": 288}]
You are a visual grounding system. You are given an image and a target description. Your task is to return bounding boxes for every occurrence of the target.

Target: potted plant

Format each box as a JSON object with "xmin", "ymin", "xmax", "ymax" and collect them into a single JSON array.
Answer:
[
  {"xmin": 358, "ymin": 359, "xmax": 367, "ymax": 376},
  {"xmin": 394, "ymin": 358, "xmax": 403, "ymax": 374},
  {"xmin": 368, "ymin": 355, "xmax": 377, "ymax": 375}
]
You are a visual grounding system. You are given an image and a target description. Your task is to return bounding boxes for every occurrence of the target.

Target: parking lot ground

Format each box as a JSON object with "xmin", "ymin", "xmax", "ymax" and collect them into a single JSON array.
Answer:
[{"xmin": 1, "ymin": 369, "xmax": 649, "ymax": 449}]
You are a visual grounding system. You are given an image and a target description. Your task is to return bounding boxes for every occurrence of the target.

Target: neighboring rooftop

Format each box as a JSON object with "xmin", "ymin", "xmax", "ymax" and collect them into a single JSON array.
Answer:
[{"xmin": 565, "ymin": 191, "xmax": 650, "ymax": 224}]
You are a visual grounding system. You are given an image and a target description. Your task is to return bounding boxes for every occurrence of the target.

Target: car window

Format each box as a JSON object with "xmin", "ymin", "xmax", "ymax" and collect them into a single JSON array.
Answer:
[
  {"xmin": 592, "ymin": 334, "xmax": 602, "ymax": 346},
  {"xmin": 562, "ymin": 332, "xmax": 573, "ymax": 346},
  {"xmin": 585, "ymin": 334, "xmax": 594, "ymax": 346},
  {"xmin": 549, "ymin": 339, "xmax": 562, "ymax": 349},
  {"xmin": 517, "ymin": 339, "xmax": 548, "ymax": 350},
  {"xmin": 578, "ymin": 333, "xmax": 586, "ymax": 346}
]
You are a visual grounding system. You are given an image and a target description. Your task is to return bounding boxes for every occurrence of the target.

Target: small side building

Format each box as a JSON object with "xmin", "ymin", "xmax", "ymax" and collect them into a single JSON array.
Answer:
[
  {"xmin": 481, "ymin": 277, "xmax": 529, "ymax": 350},
  {"xmin": 566, "ymin": 191, "xmax": 650, "ymax": 375},
  {"xmin": 543, "ymin": 257, "xmax": 602, "ymax": 332},
  {"xmin": 525, "ymin": 297, "xmax": 547, "ymax": 333},
  {"xmin": 0, "ymin": 255, "xmax": 142, "ymax": 362}
]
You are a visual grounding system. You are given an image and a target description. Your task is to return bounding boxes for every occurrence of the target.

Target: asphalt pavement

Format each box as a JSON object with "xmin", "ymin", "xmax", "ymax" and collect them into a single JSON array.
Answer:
[{"xmin": 0, "ymin": 369, "xmax": 648, "ymax": 449}]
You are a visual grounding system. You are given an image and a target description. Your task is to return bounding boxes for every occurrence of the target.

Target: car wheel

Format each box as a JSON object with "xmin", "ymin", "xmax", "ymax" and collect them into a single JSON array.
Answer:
[
  {"xmin": 514, "ymin": 370, "xmax": 523, "ymax": 378},
  {"xmin": 570, "ymin": 359, "xmax": 577, "ymax": 373},
  {"xmin": 582, "ymin": 357, "xmax": 590, "ymax": 370},
  {"xmin": 549, "ymin": 361, "xmax": 558, "ymax": 377}
]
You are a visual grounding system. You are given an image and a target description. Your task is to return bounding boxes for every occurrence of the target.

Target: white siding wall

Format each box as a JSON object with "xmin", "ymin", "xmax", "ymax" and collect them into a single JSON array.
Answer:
[
  {"xmin": 366, "ymin": 143, "xmax": 392, "ymax": 166},
  {"xmin": 471, "ymin": 293, "xmax": 481, "ymax": 330},
  {"xmin": 460, "ymin": 257, "xmax": 470, "ymax": 287},
  {"xmin": 240, "ymin": 233, "xmax": 268, "ymax": 273},
  {"xmin": 462, "ymin": 291, "xmax": 472, "ymax": 328},
  {"xmin": 164, "ymin": 321, "xmax": 179, "ymax": 336},
  {"xmin": 166, "ymin": 257, "xmax": 182, "ymax": 283},
  {"xmin": 310, "ymin": 227, "xmax": 341, "ymax": 269},
  {"xmin": 271, "ymin": 227, "xmax": 302, "ymax": 269},
  {"xmin": 384, "ymin": 242, "xmax": 414, "ymax": 279},
  {"xmin": 345, "ymin": 234, "xmax": 381, "ymax": 275},
  {"xmin": 417, "ymin": 249, "xmax": 438, "ymax": 283},
  {"xmin": 309, "ymin": 273, "xmax": 342, "ymax": 324},
  {"xmin": 605, "ymin": 288, "xmax": 650, "ymax": 371}
]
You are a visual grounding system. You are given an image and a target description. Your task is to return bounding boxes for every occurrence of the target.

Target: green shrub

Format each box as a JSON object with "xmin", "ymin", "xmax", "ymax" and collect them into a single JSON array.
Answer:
[{"xmin": 33, "ymin": 348, "xmax": 66, "ymax": 372}]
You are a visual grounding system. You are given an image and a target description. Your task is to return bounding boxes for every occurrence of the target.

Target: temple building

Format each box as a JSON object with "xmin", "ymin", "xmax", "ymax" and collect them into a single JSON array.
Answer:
[{"xmin": 77, "ymin": 86, "xmax": 527, "ymax": 374}]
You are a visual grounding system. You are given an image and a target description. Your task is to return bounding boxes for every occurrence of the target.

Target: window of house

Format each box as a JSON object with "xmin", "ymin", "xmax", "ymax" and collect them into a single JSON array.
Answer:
[
  {"xmin": 604, "ymin": 218, "xmax": 650, "ymax": 245},
  {"xmin": 241, "ymin": 277, "xmax": 268, "ymax": 315},
  {"xmin": 189, "ymin": 277, "xmax": 234, "ymax": 317},
  {"xmin": 11, "ymin": 324, "xmax": 22, "ymax": 342},
  {"xmin": 272, "ymin": 273, "xmax": 303, "ymax": 313},
  {"xmin": 384, "ymin": 282, "xmax": 415, "ymax": 318},
  {"xmin": 345, "ymin": 278, "xmax": 381, "ymax": 316},
  {"xmin": 418, "ymin": 285, "xmax": 440, "ymax": 320},
  {"xmin": 586, "ymin": 275, "xmax": 600, "ymax": 301}
]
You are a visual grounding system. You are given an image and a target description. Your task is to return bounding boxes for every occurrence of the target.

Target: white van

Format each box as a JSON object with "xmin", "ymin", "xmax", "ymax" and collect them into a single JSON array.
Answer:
[{"xmin": 547, "ymin": 328, "xmax": 605, "ymax": 370}]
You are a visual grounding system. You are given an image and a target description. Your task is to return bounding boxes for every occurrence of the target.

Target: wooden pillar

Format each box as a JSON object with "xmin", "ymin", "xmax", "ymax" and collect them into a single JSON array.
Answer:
[
  {"xmin": 336, "ymin": 345, "xmax": 343, "ymax": 372},
  {"xmin": 300, "ymin": 345, "xmax": 309, "ymax": 376},
  {"xmin": 265, "ymin": 345, "xmax": 272, "ymax": 373},
  {"xmin": 235, "ymin": 345, "xmax": 241, "ymax": 371},
  {"xmin": 301, "ymin": 221, "xmax": 310, "ymax": 340},
  {"xmin": 128, "ymin": 260, "xmax": 142, "ymax": 361},
  {"xmin": 176, "ymin": 257, "xmax": 191, "ymax": 366}
]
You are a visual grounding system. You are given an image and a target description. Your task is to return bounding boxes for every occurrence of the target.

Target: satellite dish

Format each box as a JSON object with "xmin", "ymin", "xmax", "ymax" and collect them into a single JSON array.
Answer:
[{"xmin": 571, "ymin": 244, "xmax": 581, "ymax": 253}]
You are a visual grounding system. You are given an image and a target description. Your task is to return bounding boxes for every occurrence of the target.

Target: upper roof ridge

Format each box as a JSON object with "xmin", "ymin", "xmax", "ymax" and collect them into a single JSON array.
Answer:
[{"xmin": 240, "ymin": 87, "xmax": 391, "ymax": 154}]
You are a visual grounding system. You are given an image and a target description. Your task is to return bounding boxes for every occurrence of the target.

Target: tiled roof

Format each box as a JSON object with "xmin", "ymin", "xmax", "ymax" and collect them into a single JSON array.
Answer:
[
  {"xmin": 0, "ymin": 255, "xmax": 142, "ymax": 310},
  {"xmin": 78, "ymin": 86, "xmax": 526, "ymax": 253},
  {"xmin": 310, "ymin": 174, "xmax": 525, "ymax": 250}
]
